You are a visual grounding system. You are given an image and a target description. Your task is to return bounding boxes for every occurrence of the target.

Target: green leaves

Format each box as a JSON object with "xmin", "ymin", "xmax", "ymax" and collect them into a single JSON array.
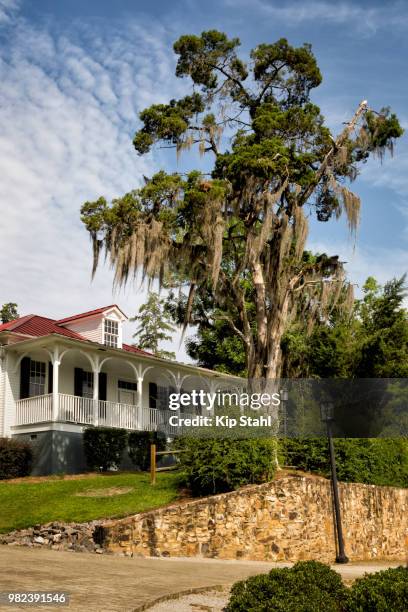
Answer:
[
  {"xmin": 356, "ymin": 275, "xmax": 408, "ymax": 378},
  {"xmin": 83, "ymin": 427, "xmax": 128, "ymax": 472},
  {"xmin": 347, "ymin": 566, "xmax": 408, "ymax": 612},
  {"xmin": 81, "ymin": 196, "xmax": 108, "ymax": 234},
  {"xmin": 227, "ymin": 563, "xmax": 408, "ymax": 612},
  {"xmin": 176, "ymin": 436, "xmax": 277, "ymax": 496},
  {"xmin": 131, "ymin": 291, "xmax": 176, "ymax": 359},
  {"xmin": 226, "ymin": 561, "xmax": 347, "ymax": 612},
  {"xmin": 0, "ymin": 302, "xmax": 19, "ymax": 324},
  {"xmin": 174, "ymin": 30, "xmax": 247, "ymax": 91},
  {"xmin": 280, "ymin": 438, "xmax": 408, "ymax": 488},
  {"xmin": 133, "ymin": 93, "xmax": 204, "ymax": 154},
  {"xmin": 352, "ymin": 107, "xmax": 404, "ymax": 163},
  {"xmin": 251, "ymin": 38, "xmax": 322, "ymax": 106},
  {"xmin": 214, "ymin": 137, "xmax": 290, "ymax": 186}
]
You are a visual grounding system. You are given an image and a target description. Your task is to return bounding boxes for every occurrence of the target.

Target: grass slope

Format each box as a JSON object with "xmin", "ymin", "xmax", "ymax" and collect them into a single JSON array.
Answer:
[{"xmin": 0, "ymin": 472, "xmax": 180, "ymax": 533}]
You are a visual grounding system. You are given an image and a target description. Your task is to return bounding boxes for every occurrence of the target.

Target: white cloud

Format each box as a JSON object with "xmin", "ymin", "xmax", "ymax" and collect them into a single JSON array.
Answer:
[
  {"xmin": 223, "ymin": 0, "xmax": 408, "ymax": 35},
  {"xmin": 0, "ymin": 11, "xmax": 191, "ymax": 358},
  {"xmin": 357, "ymin": 137, "xmax": 408, "ymax": 240},
  {"xmin": 308, "ymin": 239, "xmax": 408, "ymax": 295},
  {"xmin": 0, "ymin": 0, "xmax": 19, "ymax": 24},
  {"xmin": 360, "ymin": 148, "xmax": 408, "ymax": 200}
]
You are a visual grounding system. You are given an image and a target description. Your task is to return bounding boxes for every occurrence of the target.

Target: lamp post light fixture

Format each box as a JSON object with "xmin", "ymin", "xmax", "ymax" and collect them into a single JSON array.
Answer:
[{"xmin": 320, "ymin": 402, "xmax": 349, "ymax": 564}]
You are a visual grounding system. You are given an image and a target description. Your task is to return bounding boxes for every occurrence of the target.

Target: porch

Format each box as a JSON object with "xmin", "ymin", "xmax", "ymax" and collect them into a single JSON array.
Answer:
[
  {"xmin": 3, "ymin": 335, "xmax": 240, "ymax": 442},
  {"xmin": 13, "ymin": 393, "xmax": 180, "ymax": 434}
]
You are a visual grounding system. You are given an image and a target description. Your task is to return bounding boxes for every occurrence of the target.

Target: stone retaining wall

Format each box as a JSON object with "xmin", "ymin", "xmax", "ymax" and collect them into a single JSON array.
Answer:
[{"xmin": 101, "ymin": 475, "xmax": 408, "ymax": 563}]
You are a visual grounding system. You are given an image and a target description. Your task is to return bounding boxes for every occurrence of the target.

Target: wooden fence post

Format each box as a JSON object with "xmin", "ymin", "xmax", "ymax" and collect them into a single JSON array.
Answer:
[{"xmin": 150, "ymin": 444, "xmax": 156, "ymax": 485}]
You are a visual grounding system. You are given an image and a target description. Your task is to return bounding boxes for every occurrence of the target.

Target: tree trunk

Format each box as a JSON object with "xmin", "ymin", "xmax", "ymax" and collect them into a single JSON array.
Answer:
[{"xmin": 245, "ymin": 288, "xmax": 291, "ymax": 380}]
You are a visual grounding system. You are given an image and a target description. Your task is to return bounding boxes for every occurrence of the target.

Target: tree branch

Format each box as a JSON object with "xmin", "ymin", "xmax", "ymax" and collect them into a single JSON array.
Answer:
[
  {"xmin": 298, "ymin": 99, "xmax": 368, "ymax": 206},
  {"xmin": 213, "ymin": 314, "xmax": 249, "ymax": 344},
  {"xmin": 208, "ymin": 62, "xmax": 251, "ymax": 103}
]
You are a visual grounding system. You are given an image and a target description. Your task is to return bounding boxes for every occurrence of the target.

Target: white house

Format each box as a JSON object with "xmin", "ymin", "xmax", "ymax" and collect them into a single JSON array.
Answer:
[{"xmin": 0, "ymin": 305, "xmax": 241, "ymax": 474}]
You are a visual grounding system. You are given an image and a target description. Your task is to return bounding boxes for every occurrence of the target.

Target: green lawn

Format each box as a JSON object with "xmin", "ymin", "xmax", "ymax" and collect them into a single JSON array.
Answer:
[{"xmin": 0, "ymin": 472, "xmax": 181, "ymax": 533}]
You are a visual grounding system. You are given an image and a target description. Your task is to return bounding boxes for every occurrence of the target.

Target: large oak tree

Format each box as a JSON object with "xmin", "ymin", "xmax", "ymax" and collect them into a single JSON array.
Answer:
[{"xmin": 81, "ymin": 32, "xmax": 403, "ymax": 378}]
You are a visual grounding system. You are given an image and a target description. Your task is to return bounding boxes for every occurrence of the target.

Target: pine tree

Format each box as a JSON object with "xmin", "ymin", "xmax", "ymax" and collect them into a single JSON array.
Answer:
[{"xmin": 131, "ymin": 292, "xmax": 176, "ymax": 360}]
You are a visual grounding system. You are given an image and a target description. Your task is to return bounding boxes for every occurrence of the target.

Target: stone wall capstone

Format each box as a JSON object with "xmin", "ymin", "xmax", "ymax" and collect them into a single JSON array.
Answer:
[{"xmin": 101, "ymin": 475, "xmax": 408, "ymax": 563}]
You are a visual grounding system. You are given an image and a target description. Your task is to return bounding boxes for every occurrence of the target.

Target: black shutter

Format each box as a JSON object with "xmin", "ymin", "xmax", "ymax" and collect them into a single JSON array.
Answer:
[
  {"xmin": 149, "ymin": 382, "xmax": 157, "ymax": 409},
  {"xmin": 48, "ymin": 362, "xmax": 53, "ymax": 394},
  {"xmin": 20, "ymin": 356, "xmax": 30, "ymax": 399},
  {"xmin": 74, "ymin": 368, "xmax": 83, "ymax": 397},
  {"xmin": 99, "ymin": 372, "xmax": 107, "ymax": 402}
]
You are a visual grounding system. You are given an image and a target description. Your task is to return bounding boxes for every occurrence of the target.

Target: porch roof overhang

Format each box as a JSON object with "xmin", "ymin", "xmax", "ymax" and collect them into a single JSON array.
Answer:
[{"xmin": 2, "ymin": 332, "xmax": 243, "ymax": 382}]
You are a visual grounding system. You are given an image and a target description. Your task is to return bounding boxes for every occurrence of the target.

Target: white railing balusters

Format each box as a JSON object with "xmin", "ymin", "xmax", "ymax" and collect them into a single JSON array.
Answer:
[
  {"xmin": 58, "ymin": 393, "xmax": 94, "ymax": 425},
  {"xmin": 15, "ymin": 394, "xmax": 53, "ymax": 425},
  {"xmin": 14, "ymin": 393, "xmax": 197, "ymax": 434}
]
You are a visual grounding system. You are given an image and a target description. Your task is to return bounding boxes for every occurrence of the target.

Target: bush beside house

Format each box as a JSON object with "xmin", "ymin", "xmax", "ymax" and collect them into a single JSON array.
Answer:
[
  {"xmin": 0, "ymin": 437, "xmax": 33, "ymax": 479},
  {"xmin": 83, "ymin": 427, "xmax": 127, "ymax": 472},
  {"xmin": 83, "ymin": 428, "xmax": 167, "ymax": 472},
  {"xmin": 128, "ymin": 431, "xmax": 166, "ymax": 470}
]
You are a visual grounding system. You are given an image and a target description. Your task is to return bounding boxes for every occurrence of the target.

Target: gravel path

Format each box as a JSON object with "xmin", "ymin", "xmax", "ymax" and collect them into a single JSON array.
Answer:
[{"xmin": 148, "ymin": 588, "xmax": 230, "ymax": 611}]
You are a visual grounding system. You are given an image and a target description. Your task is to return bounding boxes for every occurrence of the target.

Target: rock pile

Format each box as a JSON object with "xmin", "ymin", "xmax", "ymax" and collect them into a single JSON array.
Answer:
[{"xmin": 0, "ymin": 521, "xmax": 106, "ymax": 553}]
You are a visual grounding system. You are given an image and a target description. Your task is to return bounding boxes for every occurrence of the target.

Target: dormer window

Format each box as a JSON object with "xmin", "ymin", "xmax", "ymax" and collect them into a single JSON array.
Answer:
[
  {"xmin": 104, "ymin": 319, "xmax": 119, "ymax": 348},
  {"xmin": 57, "ymin": 306, "xmax": 126, "ymax": 347}
]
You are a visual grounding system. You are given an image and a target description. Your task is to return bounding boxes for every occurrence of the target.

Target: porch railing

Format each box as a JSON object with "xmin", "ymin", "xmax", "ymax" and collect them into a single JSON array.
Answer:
[
  {"xmin": 57, "ymin": 393, "xmax": 95, "ymax": 425},
  {"xmin": 14, "ymin": 393, "xmax": 194, "ymax": 434},
  {"xmin": 15, "ymin": 393, "xmax": 53, "ymax": 425}
]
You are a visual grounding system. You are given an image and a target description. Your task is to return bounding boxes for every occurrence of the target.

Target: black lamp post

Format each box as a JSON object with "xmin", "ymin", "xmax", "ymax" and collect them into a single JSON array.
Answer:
[
  {"xmin": 320, "ymin": 402, "xmax": 349, "ymax": 564},
  {"xmin": 281, "ymin": 389, "xmax": 289, "ymax": 436}
]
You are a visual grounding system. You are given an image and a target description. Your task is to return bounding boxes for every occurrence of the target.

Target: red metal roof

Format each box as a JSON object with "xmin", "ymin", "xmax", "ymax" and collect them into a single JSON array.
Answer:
[
  {"xmin": 0, "ymin": 315, "xmax": 85, "ymax": 340},
  {"xmin": 56, "ymin": 304, "xmax": 127, "ymax": 324},
  {"xmin": 0, "ymin": 314, "xmax": 35, "ymax": 331},
  {"xmin": 0, "ymin": 312, "xmax": 152, "ymax": 357},
  {"xmin": 122, "ymin": 343, "xmax": 153, "ymax": 357}
]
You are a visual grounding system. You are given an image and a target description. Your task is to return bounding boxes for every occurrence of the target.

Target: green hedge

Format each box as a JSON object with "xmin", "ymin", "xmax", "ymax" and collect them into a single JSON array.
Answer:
[
  {"xmin": 346, "ymin": 566, "xmax": 408, "ymax": 612},
  {"xmin": 225, "ymin": 563, "xmax": 408, "ymax": 612},
  {"xmin": 0, "ymin": 438, "xmax": 33, "ymax": 479},
  {"xmin": 128, "ymin": 431, "xmax": 166, "ymax": 471},
  {"xmin": 176, "ymin": 437, "xmax": 277, "ymax": 496},
  {"xmin": 280, "ymin": 438, "xmax": 408, "ymax": 488},
  {"xmin": 83, "ymin": 427, "xmax": 127, "ymax": 472},
  {"xmin": 225, "ymin": 561, "xmax": 347, "ymax": 612}
]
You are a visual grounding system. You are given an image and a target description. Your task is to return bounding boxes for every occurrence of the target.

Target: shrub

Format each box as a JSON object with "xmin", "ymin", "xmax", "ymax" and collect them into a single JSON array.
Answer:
[
  {"xmin": 225, "ymin": 561, "xmax": 348, "ymax": 612},
  {"xmin": 128, "ymin": 431, "xmax": 166, "ymax": 471},
  {"xmin": 280, "ymin": 438, "xmax": 408, "ymax": 487},
  {"xmin": 346, "ymin": 566, "xmax": 408, "ymax": 612},
  {"xmin": 176, "ymin": 436, "xmax": 277, "ymax": 496},
  {"xmin": 0, "ymin": 437, "xmax": 32, "ymax": 479},
  {"xmin": 83, "ymin": 427, "xmax": 127, "ymax": 471}
]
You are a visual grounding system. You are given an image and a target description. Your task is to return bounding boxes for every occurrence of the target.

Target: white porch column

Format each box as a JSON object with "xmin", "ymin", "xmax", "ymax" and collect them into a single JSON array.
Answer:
[
  {"xmin": 93, "ymin": 365, "xmax": 99, "ymax": 426},
  {"xmin": 52, "ymin": 348, "xmax": 60, "ymax": 422},
  {"xmin": 92, "ymin": 357, "xmax": 100, "ymax": 427},
  {"xmin": 137, "ymin": 376, "xmax": 143, "ymax": 430},
  {"xmin": 137, "ymin": 377, "xmax": 143, "ymax": 409}
]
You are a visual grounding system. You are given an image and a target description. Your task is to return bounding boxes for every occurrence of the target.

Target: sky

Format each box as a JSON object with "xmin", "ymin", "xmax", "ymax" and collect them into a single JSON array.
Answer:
[{"xmin": 0, "ymin": 0, "xmax": 407, "ymax": 360}]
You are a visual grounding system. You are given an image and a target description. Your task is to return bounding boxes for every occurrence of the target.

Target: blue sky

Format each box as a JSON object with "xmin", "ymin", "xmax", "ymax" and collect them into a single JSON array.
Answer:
[{"xmin": 0, "ymin": 0, "xmax": 407, "ymax": 358}]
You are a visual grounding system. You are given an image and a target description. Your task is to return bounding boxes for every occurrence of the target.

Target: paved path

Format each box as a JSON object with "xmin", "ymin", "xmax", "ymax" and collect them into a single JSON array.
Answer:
[{"xmin": 0, "ymin": 547, "xmax": 403, "ymax": 612}]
